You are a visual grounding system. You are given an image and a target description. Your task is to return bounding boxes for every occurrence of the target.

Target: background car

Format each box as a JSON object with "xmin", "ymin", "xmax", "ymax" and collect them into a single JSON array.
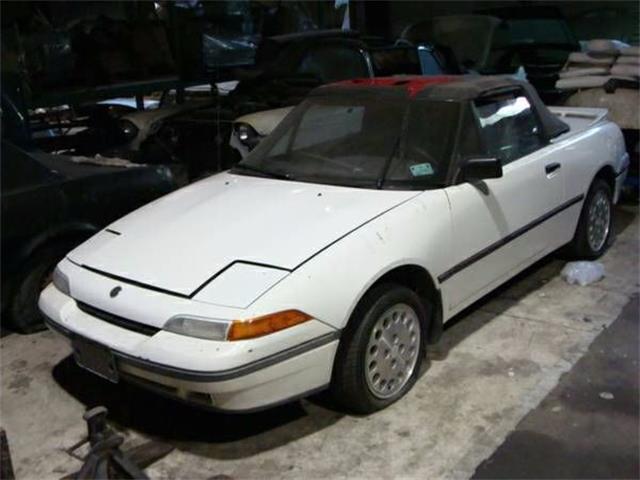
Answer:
[
  {"xmin": 400, "ymin": 8, "xmax": 580, "ymax": 103},
  {"xmin": 1, "ymin": 96, "xmax": 177, "ymax": 333},
  {"xmin": 98, "ymin": 29, "xmax": 456, "ymax": 178},
  {"xmin": 229, "ymin": 30, "xmax": 459, "ymax": 157}
]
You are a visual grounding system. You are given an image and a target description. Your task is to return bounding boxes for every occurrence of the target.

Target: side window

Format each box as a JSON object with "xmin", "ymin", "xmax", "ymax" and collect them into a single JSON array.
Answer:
[
  {"xmin": 297, "ymin": 45, "xmax": 370, "ymax": 83},
  {"xmin": 416, "ymin": 47, "xmax": 445, "ymax": 75},
  {"xmin": 473, "ymin": 92, "xmax": 543, "ymax": 165}
]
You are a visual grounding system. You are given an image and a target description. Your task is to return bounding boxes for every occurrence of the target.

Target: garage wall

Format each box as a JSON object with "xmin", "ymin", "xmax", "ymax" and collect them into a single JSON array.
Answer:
[{"xmin": 353, "ymin": 1, "xmax": 639, "ymax": 45}]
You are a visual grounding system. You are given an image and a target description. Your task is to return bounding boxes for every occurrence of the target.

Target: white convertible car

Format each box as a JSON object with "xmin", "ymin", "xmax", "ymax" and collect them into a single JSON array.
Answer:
[{"xmin": 40, "ymin": 76, "xmax": 628, "ymax": 413}]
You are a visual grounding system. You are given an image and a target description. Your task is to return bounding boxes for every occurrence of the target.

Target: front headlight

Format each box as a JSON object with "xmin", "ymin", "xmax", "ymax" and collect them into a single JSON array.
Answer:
[
  {"xmin": 234, "ymin": 122, "xmax": 260, "ymax": 149},
  {"xmin": 163, "ymin": 310, "xmax": 311, "ymax": 341},
  {"xmin": 118, "ymin": 119, "xmax": 139, "ymax": 141},
  {"xmin": 163, "ymin": 316, "xmax": 230, "ymax": 341},
  {"xmin": 52, "ymin": 266, "xmax": 70, "ymax": 295}
]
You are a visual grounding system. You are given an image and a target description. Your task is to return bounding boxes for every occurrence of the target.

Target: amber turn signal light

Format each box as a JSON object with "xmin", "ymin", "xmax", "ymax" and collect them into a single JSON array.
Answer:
[{"xmin": 228, "ymin": 310, "xmax": 312, "ymax": 341}]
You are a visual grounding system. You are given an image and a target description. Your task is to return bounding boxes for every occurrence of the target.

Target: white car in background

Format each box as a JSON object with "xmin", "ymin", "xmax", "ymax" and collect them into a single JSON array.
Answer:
[
  {"xmin": 115, "ymin": 82, "xmax": 238, "ymax": 152},
  {"xmin": 230, "ymin": 106, "xmax": 294, "ymax": 158},
  {"xmin": 40, "ymin": 76, "xmax": 628, "ymax": 413}
]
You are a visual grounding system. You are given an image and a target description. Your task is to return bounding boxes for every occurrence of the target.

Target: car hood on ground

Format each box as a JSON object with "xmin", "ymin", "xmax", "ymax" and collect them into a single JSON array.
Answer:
[{"xmin": 68, "ymin": 172, "xmax": 419, "ymax": 297}]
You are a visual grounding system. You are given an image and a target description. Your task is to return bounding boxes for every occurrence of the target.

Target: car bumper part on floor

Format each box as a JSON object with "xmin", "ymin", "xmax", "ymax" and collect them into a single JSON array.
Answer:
[{"xmin": 39, "ymin": 282, "xmax": 339, "ymax": 412}]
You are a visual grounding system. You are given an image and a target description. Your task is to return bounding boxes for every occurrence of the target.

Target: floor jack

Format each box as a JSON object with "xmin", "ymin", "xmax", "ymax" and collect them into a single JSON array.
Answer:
[{"xmin": 66, "ymin": 406, "xmax": 173, "ymax": 480}]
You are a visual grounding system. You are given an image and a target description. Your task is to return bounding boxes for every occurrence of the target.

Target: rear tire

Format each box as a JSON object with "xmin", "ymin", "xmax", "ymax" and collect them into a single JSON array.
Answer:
[
  {"xmin": 330, "ymin": 283, "xmax": 429, "ymax": 414},
  {"xmin": 566, "ymin": 178, "xmax": 613, "ymax": 259}
]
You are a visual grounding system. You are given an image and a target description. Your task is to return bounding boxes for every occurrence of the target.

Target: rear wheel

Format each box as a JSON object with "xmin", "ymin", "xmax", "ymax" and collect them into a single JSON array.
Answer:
[
  {"xmin": 566, "ymin": 178, "xmax": 613, "ymax": 259},
  {"xmin": 330, "ymin": 283, "xmax": 428, "ymax": 414}
]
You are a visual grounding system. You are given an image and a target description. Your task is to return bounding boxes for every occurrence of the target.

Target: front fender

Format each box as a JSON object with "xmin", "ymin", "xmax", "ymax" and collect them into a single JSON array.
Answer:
[
  {"xmin": 18, "ymin": 222, "xmax": 99, "ymax": 268},
  {"xmin": 248, "ymin": 191, "xmax": 452, "ymax": 330}
]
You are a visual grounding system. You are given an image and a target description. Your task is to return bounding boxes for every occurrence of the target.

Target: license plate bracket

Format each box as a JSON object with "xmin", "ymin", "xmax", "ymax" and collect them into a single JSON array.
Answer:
[{"xmin": 73, "ymin": 337, "xmax": 119, "ymax": 383}]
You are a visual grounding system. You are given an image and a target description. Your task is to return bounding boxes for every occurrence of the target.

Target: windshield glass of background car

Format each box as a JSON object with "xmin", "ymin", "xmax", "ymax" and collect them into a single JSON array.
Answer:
[
  {"xmin": 370, "ymin": 47, "xmax": 423, "ymax": 76},
  {"xmin": 296, "ymin": 45, "xmax": 371, "ymax": 83},
  {"xmin": 239, "ymin": 95, "xmax": 405, "ymax": 187},
  {"xmin": 507, "ymin": 19, "xmax": 575, "ymax": 45},
  {"xmin": 416, "ymin": 16, "xmax": 500, "ymax": 70}
]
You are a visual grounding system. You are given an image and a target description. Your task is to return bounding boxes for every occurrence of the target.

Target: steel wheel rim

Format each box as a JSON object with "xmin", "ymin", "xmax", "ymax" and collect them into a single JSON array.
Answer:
[
  {"xmin": 365, "ymin": 303, "xmax": 421, "ymax": 399},
  {"xmin": 587, "ymin": 190, "xmax": 610, "ymax": 252}
]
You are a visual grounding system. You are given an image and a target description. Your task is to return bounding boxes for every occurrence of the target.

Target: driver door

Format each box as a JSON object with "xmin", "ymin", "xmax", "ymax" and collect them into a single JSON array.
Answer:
[{"xmin": 441, "ymin": 89, "xmax": 565, "ymax": 314}]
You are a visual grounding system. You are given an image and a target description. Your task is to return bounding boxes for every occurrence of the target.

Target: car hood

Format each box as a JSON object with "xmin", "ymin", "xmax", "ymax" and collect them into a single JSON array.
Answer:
[
  {"xmin": 68, "ymin": 172, "xmax": 418, "ymax": 296},
  {"xmin": 123, "ymin": 100, "xmax": 214, "ymax": 132}
]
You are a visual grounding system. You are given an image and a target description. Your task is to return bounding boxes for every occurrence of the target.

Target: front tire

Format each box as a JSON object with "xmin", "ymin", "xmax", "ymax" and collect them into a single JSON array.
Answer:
[
  {"xmin": 10, "ymin": 242, "xmax": 74, "ymax": 333},
  {"xmin": 566, "ymin": 178, "xmax": 613, "ymax": 259},
  {"xmin": 330, "ymin": 283, "xmax": 428, "ymax": 414}
]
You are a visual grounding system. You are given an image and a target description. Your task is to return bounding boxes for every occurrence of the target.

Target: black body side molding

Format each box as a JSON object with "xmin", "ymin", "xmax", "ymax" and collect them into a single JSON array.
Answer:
[{"xmin": 438, "ymin": 194, "xmax": 584, "ymax": 283}]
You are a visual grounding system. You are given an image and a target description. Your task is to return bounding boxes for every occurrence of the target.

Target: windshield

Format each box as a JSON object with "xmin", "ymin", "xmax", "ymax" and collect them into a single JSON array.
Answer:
[
  {"xmin": 233, "ymin": 94, "xmax": 459, "ymax": 189},
  {"xmin": 370, "ymin": 47, "xmax": 424, "ymax": 76},
  {"xmin": 408, "ymin": 16, "xmax": 502, "ymax": 70}
]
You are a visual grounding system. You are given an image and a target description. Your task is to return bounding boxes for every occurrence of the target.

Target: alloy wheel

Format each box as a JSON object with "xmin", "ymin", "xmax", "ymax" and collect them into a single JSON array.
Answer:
[
  {"xmin": 587, "ymin": 189, "xmax": 611, "ymax": 252},
  {"xmin": 364, "ymin": 303, "xmax": 421, "ymax": 399}
]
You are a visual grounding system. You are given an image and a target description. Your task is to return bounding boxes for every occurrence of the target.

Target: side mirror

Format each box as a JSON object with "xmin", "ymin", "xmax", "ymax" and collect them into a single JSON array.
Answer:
[{"xmin": 460, "ymin": 157, "xmax": 503, "ymax": 182}]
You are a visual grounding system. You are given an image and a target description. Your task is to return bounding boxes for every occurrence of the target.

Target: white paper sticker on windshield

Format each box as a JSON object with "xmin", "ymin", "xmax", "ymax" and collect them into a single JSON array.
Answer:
[{"xmin": 410, "ymin": 163, "xmax": 434, "ymax": 177}]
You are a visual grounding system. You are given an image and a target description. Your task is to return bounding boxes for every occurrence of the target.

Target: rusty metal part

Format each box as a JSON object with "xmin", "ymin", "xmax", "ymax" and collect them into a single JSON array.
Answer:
[{"xmin": 63, "ymin": 406, "xmax": 168, "ymax": 480}]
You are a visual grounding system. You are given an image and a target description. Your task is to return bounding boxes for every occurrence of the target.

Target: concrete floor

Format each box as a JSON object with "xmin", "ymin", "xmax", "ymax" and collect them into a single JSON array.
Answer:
[
  {"xmin": 474, "ymin": 294, "xmax": 639, "ymax": 479},
  {"xmin": 2, "ymin": 205, "xmax": 638, "ymax": 479}
]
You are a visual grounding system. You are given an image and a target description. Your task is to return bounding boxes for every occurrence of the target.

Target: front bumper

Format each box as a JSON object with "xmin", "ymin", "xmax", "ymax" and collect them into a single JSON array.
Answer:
[{"xmin": 39, "ymin": 284, "xmax": 339, "ymax": 412}]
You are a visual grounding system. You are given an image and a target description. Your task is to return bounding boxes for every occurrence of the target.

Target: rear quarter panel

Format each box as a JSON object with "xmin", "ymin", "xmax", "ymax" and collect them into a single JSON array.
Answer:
[{"xmin": 559, "ymin": 120, "xmax": 625, "ymax": 203}]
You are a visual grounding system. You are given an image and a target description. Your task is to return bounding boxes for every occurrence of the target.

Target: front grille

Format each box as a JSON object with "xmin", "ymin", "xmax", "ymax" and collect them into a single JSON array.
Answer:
[{"xmin": 76, "ymin": 302, "xmax": 160, "ymax": 336}]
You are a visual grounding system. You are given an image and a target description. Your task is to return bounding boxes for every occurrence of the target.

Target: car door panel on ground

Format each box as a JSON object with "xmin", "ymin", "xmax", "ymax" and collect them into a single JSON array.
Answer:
[{"xmin": 442, "ymin": 89, "xmax": 565, "ymax": 314}]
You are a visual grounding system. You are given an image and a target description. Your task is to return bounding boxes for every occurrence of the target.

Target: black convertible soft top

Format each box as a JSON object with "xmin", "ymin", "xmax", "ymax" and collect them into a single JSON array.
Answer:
[{"xmin": 317, "ymin": 75, "xmax": 570, "ymax": 140}]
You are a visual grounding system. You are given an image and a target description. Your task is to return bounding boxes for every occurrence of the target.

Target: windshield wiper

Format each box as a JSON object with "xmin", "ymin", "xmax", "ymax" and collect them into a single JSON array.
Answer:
[{"xmin": 231, "ymin": 163, "xmax": 294, "ymax": 180}]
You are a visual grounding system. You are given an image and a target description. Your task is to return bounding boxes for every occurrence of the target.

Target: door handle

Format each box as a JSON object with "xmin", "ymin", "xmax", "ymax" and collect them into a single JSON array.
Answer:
[{"xmin": 545, "ymin": 162, "xmax": 561, "ymax": 175}]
